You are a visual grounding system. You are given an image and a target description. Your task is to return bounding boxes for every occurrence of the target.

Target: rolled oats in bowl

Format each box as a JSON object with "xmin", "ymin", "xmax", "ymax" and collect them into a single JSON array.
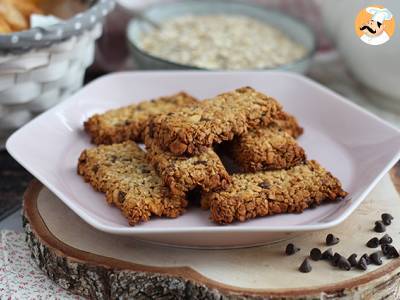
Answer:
[{"xmin": 139, "ymin": 14, "xmax": 307, "ymax": 70}]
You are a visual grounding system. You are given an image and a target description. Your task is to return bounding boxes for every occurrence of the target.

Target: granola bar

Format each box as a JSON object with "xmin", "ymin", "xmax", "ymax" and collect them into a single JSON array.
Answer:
[
  {"xmin": 148, "ymin": 87, "xmax": 283, "ymax": 155},
  {"xmin": 274, "ymin": 112, "xmax": 303, "ymax": 138},
  {"xmin": 84, "ymin": 92, "xmax": 198, "ymax": 145},
  {"xmin": 201, "ymin": 160, "xmax": 347, "ymax": 224},
  {"xmin": 230, "ymin": 123, "xmax": 306, "ymax": 172},
  {"xmin": 145, "ymin": 135, "xmax": 231, "ymax": 196},
  {"xmin": 77, "ymin": 141, "xmax": 187, "ymax": 225}
]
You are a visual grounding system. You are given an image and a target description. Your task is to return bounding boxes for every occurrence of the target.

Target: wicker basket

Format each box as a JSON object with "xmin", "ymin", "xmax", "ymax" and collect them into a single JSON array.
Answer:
[{"xmin": 0, "ymin": 0, "xmax": 115, "ymax": 146}]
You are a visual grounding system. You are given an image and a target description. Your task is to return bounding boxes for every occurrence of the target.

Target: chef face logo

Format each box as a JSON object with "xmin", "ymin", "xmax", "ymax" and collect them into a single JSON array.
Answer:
[{"xmin": 355, "ymin": 6, "xmax": 395, "ymax": 46}]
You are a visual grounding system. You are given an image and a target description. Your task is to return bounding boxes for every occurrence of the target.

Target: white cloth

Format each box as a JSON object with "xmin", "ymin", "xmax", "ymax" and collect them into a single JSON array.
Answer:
[
  {"xmin": 366, "ymin": 7, "xmax": 393, "ymax": 23},
  {"xmin": 0, "ymin": 230, "xmax": 82, "ymax": 299},
  {"xmin": 360, "ymin": 31, "xmax": 390, "ymax": 45}
]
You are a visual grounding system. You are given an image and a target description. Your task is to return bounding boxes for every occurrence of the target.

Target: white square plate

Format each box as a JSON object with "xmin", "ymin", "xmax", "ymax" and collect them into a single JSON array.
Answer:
[{"xmin": 7, "ymin": 71, "xmax": 400, "ymax": 248}]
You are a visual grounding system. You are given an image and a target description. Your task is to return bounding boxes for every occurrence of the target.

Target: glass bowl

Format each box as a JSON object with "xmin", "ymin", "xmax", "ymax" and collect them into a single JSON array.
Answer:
[{"xmin": 127, "ymin": 0, "xmax": 316, "ymax": 72}]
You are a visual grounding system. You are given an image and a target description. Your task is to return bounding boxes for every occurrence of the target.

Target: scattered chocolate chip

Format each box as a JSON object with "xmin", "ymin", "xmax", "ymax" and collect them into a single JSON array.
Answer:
[
  {"xmin": 321, "ymin": 248, "xmax": 334, "ymax": 260},
  {"xmin": 382, "ymin": 213, "xmax": 394, "ymax": 226},
  {"xmin": 381, "ymin": 243, "xmax": 390, "ymax": 256},
  {"xmin": 361, "ymin": 253, "xmax": 371, "ymax": 265},
  {"xmin": 326, "ymin": 233, "xmax": 340, "ymax": 246},
  {"xmin": 366, "ymin": 237, "xmax": 379, "ymax": 248},
  {"xmin": 348, "ymin": 254, "xmax": 358, "ymax": 267},
  {"xmin": 194, "ymin": 160, "xmax": 207, "ymax": 165},
  {"xmin": 258, "ymin": 181, "xmax": 270, "ymax": 189},
  {"xmin": 385, "ymin": 245, "xmax": 400, "ymax": 259},
  {"xmin": 110, "ymin": 155, "xmax": 117, "ymax": 163},
  {"xmin": 310, "ymin": 248, "xmax": 322, "ymax": 261},
  {"xmin": 285, "ymin": 243, "xmax": 300, "ymax": 255},
  {"xmin": 338, "ymin": 256, "xmax": 351, "ymax": 271},
  {"xmin": 299, "ymin": 258, "xmax": 312, "ymax": 273},
  {"xmin": 379, "ymin": 234, "xmax": 393, "ymax": 245},
  {"xmin": 370, "ymin": 251, "xmax": 383, "ymax": 265},
  {"xmin": 357, "ymin": 257, "xmax": 368, "ymax": 271},
  {"xmin": 374, "ymin": 221, "xmax": 386, "ymax": 233},
  {"xmin": 331, "ymin": 253, "xmax": 341, "ymax": 266},
  {"xmin": 201, "ymin": 117, "xmax": 211, "ymax": 122}
]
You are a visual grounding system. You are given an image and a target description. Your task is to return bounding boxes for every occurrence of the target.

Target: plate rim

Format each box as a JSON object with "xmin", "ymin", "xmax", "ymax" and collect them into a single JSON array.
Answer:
[{"xmin": 7, "ymin": 70, "xmax": 400, "ymax": 234}]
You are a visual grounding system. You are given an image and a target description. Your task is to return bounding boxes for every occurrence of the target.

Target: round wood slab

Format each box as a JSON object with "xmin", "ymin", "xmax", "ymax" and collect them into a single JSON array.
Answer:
[{"xmin": 23, "ymin": 166, "xmax": 400, "ymax": 299}]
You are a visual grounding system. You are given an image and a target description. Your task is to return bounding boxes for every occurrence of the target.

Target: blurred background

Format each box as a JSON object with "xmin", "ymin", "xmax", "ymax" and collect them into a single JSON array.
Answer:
[{"xmin": 0, "ymin": 0, "xmax": 399, "ymax": 221}]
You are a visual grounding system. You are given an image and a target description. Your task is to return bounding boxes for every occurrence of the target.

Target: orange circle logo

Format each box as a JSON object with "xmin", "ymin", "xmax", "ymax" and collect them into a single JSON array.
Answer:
[{"xmin": 355, "ymin": 5, "xmax": 395, "ymax": 45}]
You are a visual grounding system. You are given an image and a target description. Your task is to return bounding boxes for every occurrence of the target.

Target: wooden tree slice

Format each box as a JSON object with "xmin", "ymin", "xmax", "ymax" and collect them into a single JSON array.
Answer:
[{"xmin": 23, "ymin": 166, "xmax": 400, "ymax": 299}]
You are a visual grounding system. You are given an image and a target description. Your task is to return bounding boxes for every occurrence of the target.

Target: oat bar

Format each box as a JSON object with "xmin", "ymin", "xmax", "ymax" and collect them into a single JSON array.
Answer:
[
  {"xmin": 274, "ymin": 112, "xmax": 303, "ymax": 138},
  {"xmin": 231, "ymin": 123, "xmax": 306, "ymax": 172},
  {"xmin": 148, "ymin": 87, "xmax": 283, "ymax": 155},
  {"xmin": 145, "ymin": 135, "xmax": 231, "ymax": 197},
  {"xmin": 201, "ymin": 160, "xmax": 347, "ymax": 224},
  {"xmin": 84, "ymin": 92, "xmax": 198, "ymax": 145},
  {"xmin": 77, "ymin": 141, "xmax": 187, "ymax": 225}
]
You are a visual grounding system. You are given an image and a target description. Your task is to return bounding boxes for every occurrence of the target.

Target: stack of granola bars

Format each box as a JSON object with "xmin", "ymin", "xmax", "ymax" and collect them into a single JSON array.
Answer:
[{"xmin": 78, "ymin": 87, "xmax": 347, "ymax": 225}]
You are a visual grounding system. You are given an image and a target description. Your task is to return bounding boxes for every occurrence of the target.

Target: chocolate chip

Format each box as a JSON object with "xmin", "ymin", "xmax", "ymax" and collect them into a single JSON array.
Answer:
[
  {"xmin": 285, "ymin": 243, "xmax": 300, "ymax": 255},
  {"xmin": 309, "ymin": 202, "xmax": 318, "ymax": 209},
  {"xmin": 379, "ymin": 234, "xmax": 393, "ymax": 245},
  {"xmin": 321, "ymin": 248, "xmax": 333, "ymax": 260},
  {"xmin": 194, "ymin": 160, "xmax": 207, "ymax": 165},
  {"xmin": 381, "ymin": 243, "xmax": 390, "ymax": 256},
  {"xmin": 348, "ymin": 254, "xmax": 358, "ymax": 267},
  {"xmin": 110, "ymin": 155, "xmax": 117, "ymax": 163},
  {"xmin": 357, "ymin": 257, "xmax": 368, "ymax": 271},
  {"xmin": 370, "ymin": 251, "xmax": 383, "ymax": 265},
  {"xmin": 361, "ymin": 253, "xmax": 371, "ymax": 265},
  {"xmin": 338, "ymin": 256, "xmax": 351, "ymax": 271},
  {"xmin": 92, "ymin": 165, "xmax": 99, "ymax": 173},
  {"xmin": 331, "ymin": 253, "xmax": 341, "ymax": 266},
  {"xmin": 310, "ymin": 248, "xmax": 322, "ymax": 261},
  {"xmin": 366, "ymin": 237, "xmax": 379, "ymax": 248},
  {"xmin": 258, "ymin": 181, "xmax": 270, "ymax": 189},
  {"xmin": 382, "ymin": 213, "xmax": 393, "ymax": 226},
  {"xmin": 385, "ymin": 245, "xmax": 400, "ymax": 259},
  {"xmin": 374, "ymin": 221, "xmax": 386, "ymax": 233},
  {"xmin": 326, "ymin": 233, "xmax": 340, "ymax": 246},
  {"xmin": 118, "ymin": 191, "xmax": 126, "ymax": 203},
  {"xmin": 201, "ymin": 117, "xmax": 211, "ymax": 122},
  {"xmin": 299, "ymin": 258, "xmax": 312, "ymax": 273}
]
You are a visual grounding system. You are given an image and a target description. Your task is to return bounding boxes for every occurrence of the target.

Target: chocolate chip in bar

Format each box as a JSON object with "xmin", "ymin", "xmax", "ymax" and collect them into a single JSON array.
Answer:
[
  {"xmin": 310, "ymin": 248, "xmax": 322, "ymax": 261},
  {"xmin": 326, "ymin": 233, "xmax": 340, "ymax": 246},
  {"xmin": 381, "ymin": 213, "xmax": 393, "ymax": 226},
  {"xmin": 385, "ymin": 245, "xmax": 400, "ymax": 259},
  {"xmin": 321, "ymin": 248, "xmax": 333, "ymax": 260},
  {"xmin": 299, "ymin": 258, "xmax": 312, "ymax": 273},
  {"xmin": 366, "ymin": 237, "xmax": 379, "ymax": 248},
  {"xmin": 285, "ymin": 243, "xmax": 300, "ymax": 255},
  {"xmin": 379, "ymin": 234, "xmax": 393, "ymax": 245},
  {"xmin": 357, "ymin": 257, "xmax": 368, "ymax": 271},
  {"xmin": 337, "ymin": 256, "xmax": 351, "ymax": 271},
  {"xmin": 369, "ymin": 251, "xmax": 383, "ymax": 265},
  {"xmin": 348, "ymin": 253, "xmax": 358, "ymax": 267},
  {"xmin": 374, "ymin": 221, "xmax": 386, "ymax": 233}
]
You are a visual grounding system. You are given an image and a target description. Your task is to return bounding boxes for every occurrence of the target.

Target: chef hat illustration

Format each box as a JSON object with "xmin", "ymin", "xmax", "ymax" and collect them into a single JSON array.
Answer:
[{"xmin": 366, "ymin": 7, "xmax": 393, "ymax": 24}]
